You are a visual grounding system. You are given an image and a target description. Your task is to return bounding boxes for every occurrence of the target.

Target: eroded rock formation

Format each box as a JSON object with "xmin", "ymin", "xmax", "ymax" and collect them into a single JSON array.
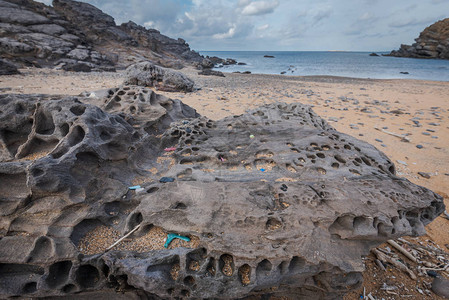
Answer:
[
  {"xmin": 0, "ymin": 89, "xmax": 444, "ymax": 299},
  {"xmin": 387, "ymin": 18, "xmax": 449, "ymax": 59}
]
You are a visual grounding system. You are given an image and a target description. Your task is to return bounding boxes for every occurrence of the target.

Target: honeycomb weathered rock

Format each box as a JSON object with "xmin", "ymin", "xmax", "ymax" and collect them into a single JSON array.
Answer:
[{"xmin": 0, "ymin": 91, "xmax": 444, "ymax": 299}]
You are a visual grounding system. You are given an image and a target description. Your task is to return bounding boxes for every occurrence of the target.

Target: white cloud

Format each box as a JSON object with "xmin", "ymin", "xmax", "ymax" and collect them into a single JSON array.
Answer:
[
  {"xmin": 213, "ymin": 24, "xmax": 237, "ymax": 39},
  {"xmin": 257, "ymin": 24, "xmax": 270, "ymax": 31},
  {"xmin": 241, "ymin": 0, "xmax": 280, "ymax": 16}
]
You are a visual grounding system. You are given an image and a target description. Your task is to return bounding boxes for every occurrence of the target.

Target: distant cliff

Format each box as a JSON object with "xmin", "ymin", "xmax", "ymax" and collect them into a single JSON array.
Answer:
[
  {"xmin": 387, "ymin": 18, "xmax": 449, "ymax": 60},
  {"xmin": 0, "ymin": 0, "xmax": 212, "ymax": 71}
]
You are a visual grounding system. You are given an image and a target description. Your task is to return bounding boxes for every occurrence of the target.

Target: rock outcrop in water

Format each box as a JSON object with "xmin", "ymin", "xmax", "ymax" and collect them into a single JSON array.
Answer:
[
  {"xmin": 0, "ymin": 89, "xmax": 444, "ymax": 299},
  {"xmin": 0, "ymin": 0, "xmax": 211, "ymax": 71},
  {"xmin": 387, "ymin": 18, "xmax": 449, "ymax": 59}
]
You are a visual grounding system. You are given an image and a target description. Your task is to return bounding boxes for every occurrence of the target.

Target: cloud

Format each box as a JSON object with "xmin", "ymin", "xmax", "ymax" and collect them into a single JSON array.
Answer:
[
  {"xmin": 213, "ymin": 24, "xmax": 237, "ymax": 39},
  {"xmin": 241, "ymin": 0, "xmax": 280, "ymax": 16},
  {"xmin": 257, "ymin": 24, "xmax": 270, "ymax": 31},
  {"xmin": 388, "ymin": 16, "xmax": 441, "ymax": 28}
]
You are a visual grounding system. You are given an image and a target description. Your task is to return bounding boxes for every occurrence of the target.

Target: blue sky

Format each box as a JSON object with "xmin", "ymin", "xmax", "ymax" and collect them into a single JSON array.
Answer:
[{"xmin": 37, "ymin": 0, "xmax": 448, "ymax": 51}]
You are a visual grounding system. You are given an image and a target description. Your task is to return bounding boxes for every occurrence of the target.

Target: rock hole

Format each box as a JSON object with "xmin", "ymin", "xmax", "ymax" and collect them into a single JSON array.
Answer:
[
  {"xmin": 69, "ymin": 105, "xmax": 86, "ymax": 116},
  {"xmin": 171, "ymin": 202, "xmax": 187, "ymax": 209},
  {"xmin": 27, "ymin": 236, "xmax": 53, "ymax": 263},
  {"xmin": 361, "ymin": 157, "xmax": 371, "ymax": 166},
  {"xmin": 278, "ymin": 261, "xmax": 289, "ymax": 275},
  {"xmin": 238, "ymin": 264, "xmax": 251, "ymax": 286},
  {"xmin": 317, "ymin": 168, "xmax": 327, "ymax": 175},
  {"xmin": 62, "ymin": 284, "xmax": 76, "ymax": 293},
  {"xmin": 266, "ymin": 218, "xmax": 282, "ymax": 230},
  {"xmin": 31, "ymin": 168, "xmax": 44, "ymax": 177},
  {"xmin": 147, "ymin": 256, "xmax": 180, "ymax": 282},
  {"xmin": 127, "ymin": 212, "xmax": 143, "ymax": 230},
  {"xmin": 334, "ymin": 155, "xmax": 346, "ymax": 164},
  {"xmin": 70, "ymin": 219, "xmax": 102, "ymax": 245},
  {"xmin": 60, "ymin": 123, "xmax": 70, "ymax": 136},
  {"xmin": 22, "ymin": 282, "xmax": 37, "ymax": 294},
  {"xmin": 187, "ymin": 248, "xmax": 206, "ymax": 272},
  {"xmin": 316, "ymin": 153, "xmax": 325, "ymax": 158},
  {"xmin": 256, "ymin": 259, "xmax": 272, "ymax": 278},
  {"xmin": 288, "ymin": 256, "xmax": 305, "ymax": 274},
  {"xmin": 388, "ymin": 165, "xmax": 395, "ymax": 175},
  {"xmin": 35, "ymin": 110, "xmax": 55, "ymax": 135},
  {"xmin": 100, "ymin": 131, "xmax": 111, "ymax": 141},
  {"xmin": 46, "ymin": 261, "xmax": 72, "ymax": 289},
  {"xmin": 76, "ymin": 264, "xmax": 99, "ymax": 288},
  {"xmin": 206, "ymin": 257, "xmax": 216, "ymax": 276},
  {"xmin": 183, "ymin": 276, "xmax": 195, "ymax": 286},
  {"xmin": 344, "ymin": 144, "xmax": 351, "ymax": 150},
  {"xmin": 331, "ymin": 163, "xmax": 339, "ymax": 169},
  {"xmin": 349, "ymin": 169, "xmax": 361, "ymax": 176},
  {"xmin": 67, "ymin": 126, "xmax": 85, "ymax": 147},
  {"xmin": 147, "ymin": 187, "xmax": 159, "ymax": 193},
  {"xmin": 219, "ymin": 254, "xmax": 234, "ymax": 276}
]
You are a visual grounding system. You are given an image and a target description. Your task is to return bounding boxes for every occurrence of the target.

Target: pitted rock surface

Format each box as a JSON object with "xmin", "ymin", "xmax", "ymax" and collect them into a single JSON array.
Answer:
[{"xmin": 0, "ymin": 92, "xmax": 444, "ymax": 299}]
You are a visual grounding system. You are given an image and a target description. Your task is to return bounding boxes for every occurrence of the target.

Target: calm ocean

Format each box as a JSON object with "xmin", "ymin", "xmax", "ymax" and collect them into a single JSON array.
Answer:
[{"xmin": 200, "ymin": 51, "xmax": 449, "ymax": 81}]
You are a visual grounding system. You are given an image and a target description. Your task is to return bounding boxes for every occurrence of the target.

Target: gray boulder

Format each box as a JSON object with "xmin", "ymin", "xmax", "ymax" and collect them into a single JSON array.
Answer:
[
  {"xmin": 198, "ymin": 69, "xmax": 225, "ymax": 77},
  {"xmin": 124, "ymin": 61, "xmax": 194, "ymax": 92},
  {"xmin": 0, "ymin": 90, "xmax": 443, "ymax": 299},
  {"xmin": 0, "ymin": 58, "xmax": 19, "ymax": 75}
]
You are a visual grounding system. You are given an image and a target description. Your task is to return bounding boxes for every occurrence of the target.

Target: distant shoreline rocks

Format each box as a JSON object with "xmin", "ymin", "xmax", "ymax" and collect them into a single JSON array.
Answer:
[
  {"xmin": 386, "ymin": 18, "xmax": 449, "ymax": 60},
  {"xmin": 264, "ymin": 55, "xmax": 275, "ymax": 58}
]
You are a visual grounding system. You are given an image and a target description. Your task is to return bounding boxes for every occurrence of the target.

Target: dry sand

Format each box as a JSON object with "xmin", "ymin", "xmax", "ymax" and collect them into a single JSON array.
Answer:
[{"xmin": 1, "ymin": 67, "xmax": 449, "ymax": 299}]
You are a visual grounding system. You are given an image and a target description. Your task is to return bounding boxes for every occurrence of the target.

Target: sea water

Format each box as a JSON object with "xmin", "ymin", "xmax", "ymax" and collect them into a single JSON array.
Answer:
[{"xmin": 200, "ymin": 51, "xmax": 449, "ymax": 81}]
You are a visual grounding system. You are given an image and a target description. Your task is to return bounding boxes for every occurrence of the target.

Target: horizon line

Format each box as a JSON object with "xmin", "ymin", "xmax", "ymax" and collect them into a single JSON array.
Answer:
[{"xmin": 198, "ymin": 50, "xmax": 391, "ymax": 53}]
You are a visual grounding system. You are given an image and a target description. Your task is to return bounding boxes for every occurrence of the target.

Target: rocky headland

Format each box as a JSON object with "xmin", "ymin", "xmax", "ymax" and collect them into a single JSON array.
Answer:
[
  {"xmin": 387, "ymin": 18, "xmax": 449, "ymax": 59},
  {"xmin": 0, "ymin": 0, "xmax": 222, "ymax": 71}
]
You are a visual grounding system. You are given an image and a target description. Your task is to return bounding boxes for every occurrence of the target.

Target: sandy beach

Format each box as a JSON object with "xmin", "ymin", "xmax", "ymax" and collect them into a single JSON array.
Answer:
[{"xmin": 1, "ymin": 67, "xmax": 448, "ymax": 298}]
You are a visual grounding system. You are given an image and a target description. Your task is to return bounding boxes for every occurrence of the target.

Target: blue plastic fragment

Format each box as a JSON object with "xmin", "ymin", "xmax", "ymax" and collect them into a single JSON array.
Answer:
[
  {"xmin": 160, "ymin": 177, "xmax": 175, "ymax": 183},
  {"xmin": 164, "ymin": 233, "xmax": 191, "ymax": 248},
  {"xmin": 128, "ymin": 185, "xmax": 141, "ymax": 190},
  {"xmin": 260, "ymin": 168, "xmax": 266, "ymax": 172}
]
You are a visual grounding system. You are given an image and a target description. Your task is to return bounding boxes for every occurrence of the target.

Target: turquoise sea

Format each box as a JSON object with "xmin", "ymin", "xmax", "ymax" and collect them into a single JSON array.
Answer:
[{"xmin": 200, "ymin": 51, "xmax": 449, "ymax": 81}]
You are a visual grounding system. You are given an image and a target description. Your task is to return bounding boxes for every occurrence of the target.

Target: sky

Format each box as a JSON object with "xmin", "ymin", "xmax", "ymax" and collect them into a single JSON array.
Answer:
[{"xmin": 36, "ymin": 0, "xmax": 449, "ymax": 52}]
